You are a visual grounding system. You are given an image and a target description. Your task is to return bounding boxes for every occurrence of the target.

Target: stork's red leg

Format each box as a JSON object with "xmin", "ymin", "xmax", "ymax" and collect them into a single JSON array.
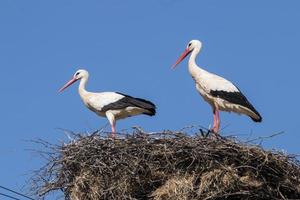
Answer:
[
  {"xmin": 211, "ymin": 107, "xmax": 220, "ymax": 134},
  {"xmin": 215, "ymin": 108, "xmax": 220, "ymax": 133},
  {"xmin": 111, "ymin": 123, "xmax": 116, "ymax": 138},
  {"xmin": 106, "ymin": 111, "xmax": 116, "ymax": 138},
  {"xmin": 212, "ymin": 109, "xmax": 217, "ymax": 129},
  {"xmin": 211, "ymin": 108, "xmax": 217, "ymax": 133}
]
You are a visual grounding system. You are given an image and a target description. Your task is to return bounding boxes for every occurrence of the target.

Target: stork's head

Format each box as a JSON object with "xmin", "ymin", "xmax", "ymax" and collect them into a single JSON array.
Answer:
[
  {"xmin": 73, "ymin": 69, "xmax": 89, "ymax": 80},
  {"xmin": 186, "ymin": 40, "xmax": 202, "ymax": 51},
  {"xmin": 172, "ymin": 40, "xmax": 202, "ymax": 68},
  {"xmin": 59, "ymin": 69, "xmax": 89, "ymax": 92}
]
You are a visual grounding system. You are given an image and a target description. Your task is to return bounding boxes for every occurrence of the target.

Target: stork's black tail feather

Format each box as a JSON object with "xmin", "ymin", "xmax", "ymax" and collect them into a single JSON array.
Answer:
[
  {"xmin": 250, "ymin": 109, "xmax": 262, "ymax": 122},
  {"xmin": 142, "ymin": 105, "xmax": 156, "ymax": 116},
  {"xmin": 132, "ymin": 97, "xmax": 156, "ymax": 116}
]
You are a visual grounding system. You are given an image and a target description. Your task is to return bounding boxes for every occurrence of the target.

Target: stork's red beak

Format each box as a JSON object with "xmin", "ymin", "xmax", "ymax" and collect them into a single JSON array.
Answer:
[
  {"xmin": 172, "ymin": 48, "xmax": 191, "ymax": 69},
  {"xmin": 59, "ymin": 77, "xmax": 78, "ymax": 92}
]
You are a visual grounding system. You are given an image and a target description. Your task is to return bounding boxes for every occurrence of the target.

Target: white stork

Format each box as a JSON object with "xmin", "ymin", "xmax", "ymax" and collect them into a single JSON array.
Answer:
[
  {"xmin": 173, "ymin": 40, "xmax": 262, "ymax": 134},
  {"xmin": 59, "ymin": 69, "xmax": 156, "ymax": 137}
]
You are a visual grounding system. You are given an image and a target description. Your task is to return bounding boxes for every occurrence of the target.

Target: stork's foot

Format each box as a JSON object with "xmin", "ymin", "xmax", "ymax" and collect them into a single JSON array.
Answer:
[
  {"xmin": 108, "ymin": 133, "xmax": 116, "ymax": 139},
  {"xmin": 210, "ymin": 126, "xmax": 220, "ymax": 134},
  {"xmin": 109, "ymin": 124, "xmax": 116, "ymax": 139}
]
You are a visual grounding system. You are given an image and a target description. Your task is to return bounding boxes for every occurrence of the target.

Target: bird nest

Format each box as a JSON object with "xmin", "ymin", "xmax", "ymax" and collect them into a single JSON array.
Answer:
[{"xmin": 31, "ymin": 128, "xmax": 300, "ymax": 200}]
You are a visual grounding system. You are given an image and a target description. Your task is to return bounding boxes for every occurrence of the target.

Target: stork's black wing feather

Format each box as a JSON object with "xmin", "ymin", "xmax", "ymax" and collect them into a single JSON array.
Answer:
[
  {"xmin": 210, "ymin": 90, "xmax": 262, "ymax": 122},
  {"xmin": 101, "ymin": 92, "xmax": 156, "ymax": 116}
]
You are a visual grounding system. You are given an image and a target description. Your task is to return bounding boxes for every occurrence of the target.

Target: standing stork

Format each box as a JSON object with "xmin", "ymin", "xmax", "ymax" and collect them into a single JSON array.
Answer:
[
  {"xmin": 59, "ymin": 69, "xmax": 156, "ymax": 138},
  {"xmin": 173, "ymin": 40, "xmax": 262, "ymax": 134}
]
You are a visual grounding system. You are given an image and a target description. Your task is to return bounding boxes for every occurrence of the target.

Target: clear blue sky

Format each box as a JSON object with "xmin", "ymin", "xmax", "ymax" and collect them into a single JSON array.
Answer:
[{"xmin": 1, "ymin": 0, "xmax": 299, "ymax": 198}]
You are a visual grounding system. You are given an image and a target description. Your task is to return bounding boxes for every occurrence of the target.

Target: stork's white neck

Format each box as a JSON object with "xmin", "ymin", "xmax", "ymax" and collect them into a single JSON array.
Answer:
[
  {"xmin": 78, "ymin": 76, "xmax": 89, "ymax": 98},
  {"xmin": 188, "ymin": 47, "xmax": 205, "ymax": 75}
]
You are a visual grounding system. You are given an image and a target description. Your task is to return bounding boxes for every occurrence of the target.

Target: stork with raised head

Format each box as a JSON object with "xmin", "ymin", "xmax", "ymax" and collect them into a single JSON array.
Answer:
[
  {"xmin": 59, "ymin": 69, "xmax": 156, "ymax": 138},
  {"xmin": 173, "ymin": 40, "xmax": 262, "ymax": 134}
]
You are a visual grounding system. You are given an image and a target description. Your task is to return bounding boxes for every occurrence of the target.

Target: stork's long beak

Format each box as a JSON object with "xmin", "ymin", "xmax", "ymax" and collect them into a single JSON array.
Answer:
[
  {"xmin": 172, "ymin": 48, "xmax": 191, "ymax": 69},
  {"xmin": 59, "ymin": 77, "xmax": 78, "ymax": 92}
]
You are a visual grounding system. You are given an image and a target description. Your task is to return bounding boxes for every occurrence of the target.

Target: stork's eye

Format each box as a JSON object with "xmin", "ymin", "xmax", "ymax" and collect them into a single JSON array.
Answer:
[
  {"xmin": 188, "ymin": 43, "xmax": 192, "ymax": 47},
  {"xmin": 75, "ymin": 72, "xmax": 80, "ymax": 76}
]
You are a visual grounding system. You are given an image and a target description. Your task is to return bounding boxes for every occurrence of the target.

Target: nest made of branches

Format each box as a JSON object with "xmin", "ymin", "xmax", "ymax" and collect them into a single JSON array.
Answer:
[{"xmin": 31, "ymin": 128, "xmax": 300, "ymax": 200}]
